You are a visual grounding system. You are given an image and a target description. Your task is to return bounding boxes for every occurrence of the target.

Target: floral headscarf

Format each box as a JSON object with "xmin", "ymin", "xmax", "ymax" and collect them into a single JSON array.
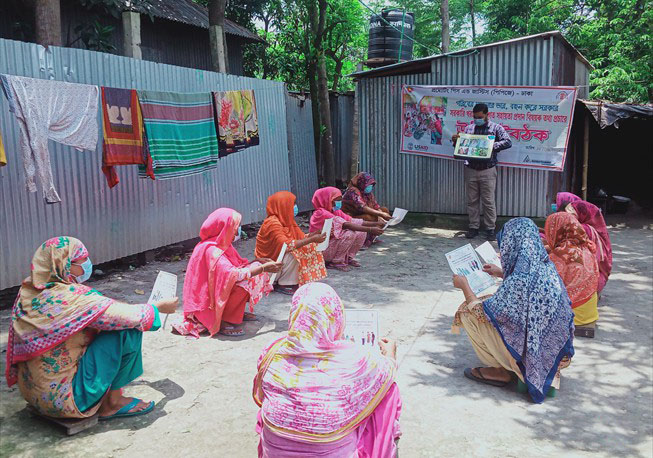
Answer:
[
  {"xmin": 483, "ymin": 218, "xmax": 574, "ymax": 403},
  {"xmin": 6, "ymin": 237, "xmax": 112, "ymax": 386},
  {"xmin": 545, "ymin": 212, "xmax": 599, "ymax": 306},
  {"xmin": 253, "ymin": 283, "xmax": 396, "ymax": 442},
  {"xmin": 342, "ymin": 172, "xmax": 380, "ymax": 212}
]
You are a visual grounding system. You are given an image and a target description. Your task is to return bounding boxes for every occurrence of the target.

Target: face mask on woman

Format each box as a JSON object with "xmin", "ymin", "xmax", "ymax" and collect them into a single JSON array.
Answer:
[
  {"xmin": 364, "ymin": 185, "xmax": 373, "ymax": 194},
  {"xmin": 74, "ymin": 258, "xmax": 93, "ymax": 283},
  {"xmin": 333, "ymin": 200, "xmax": 342, "ymax": 212},
  {"xmin": 293, "ymin": 204, "xmax": 299, "ymax": 217}
]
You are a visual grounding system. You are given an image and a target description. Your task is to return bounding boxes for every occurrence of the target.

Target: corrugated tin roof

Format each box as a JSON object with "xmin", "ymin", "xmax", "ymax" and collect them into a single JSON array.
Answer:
[
  {"xmin": 123, "ymin": 0, "xmax": 263, "ymax": 42},
  {"xmin": 350, "ymin": 31, "xmax": 593, "ymax": 79}
]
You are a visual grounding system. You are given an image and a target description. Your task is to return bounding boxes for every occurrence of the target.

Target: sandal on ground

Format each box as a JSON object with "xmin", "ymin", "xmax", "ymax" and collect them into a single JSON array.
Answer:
[
  {"xmin": 243, "ymin": 312, "xmax": 258, "ymax": 321},
  {"xmin": 274, "ymin": 284, "xmax": 298, "ymax": 296},
  {"xmin": 463, "ymin": 367, "xmax": 509, "ymax": 387},
  {"xmin": 219, "ymin": 325, "xmax": 245, "ymax": 337},
  {"xmin": 327, "ymin": 263, "xmax": 351, "ymax": 272},
  {"xmin": 348, "ymin": 259, "xmax": 361, "ymax": 268},
  {"xmin": 99, "ymin": 398, "xmax": 155, "ymax": 421}
]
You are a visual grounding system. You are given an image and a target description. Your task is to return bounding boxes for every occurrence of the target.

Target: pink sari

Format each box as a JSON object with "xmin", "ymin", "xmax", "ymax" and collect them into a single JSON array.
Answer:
[
  {"xmin": 253, "ymin": 283, "xmax": 401, "ymax": 457},
  {"xmin": 174, "ymin": 208, "xmax": 271, "ymax": 337},
  {"xmin": 309, "ymin": 187, "xmax": 352, "ymax": 233}
]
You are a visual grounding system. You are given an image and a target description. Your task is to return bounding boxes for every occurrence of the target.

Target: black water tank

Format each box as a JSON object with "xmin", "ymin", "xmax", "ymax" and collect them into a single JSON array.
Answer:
[{"xmin": 367, "ymin": 9, "xmax": 414, "ymax": 65}]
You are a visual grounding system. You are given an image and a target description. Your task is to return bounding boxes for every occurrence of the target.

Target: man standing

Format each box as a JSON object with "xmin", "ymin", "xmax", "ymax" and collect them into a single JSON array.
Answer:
[{"xmin": 452, "ymin": 103, "xmax": 512, "ymax": 241}]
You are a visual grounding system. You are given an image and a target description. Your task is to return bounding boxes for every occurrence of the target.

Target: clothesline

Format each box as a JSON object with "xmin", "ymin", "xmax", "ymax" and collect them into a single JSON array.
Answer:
[{"xmin": 1, "ymin": 73, "xmax": 261, "ymax": 203}]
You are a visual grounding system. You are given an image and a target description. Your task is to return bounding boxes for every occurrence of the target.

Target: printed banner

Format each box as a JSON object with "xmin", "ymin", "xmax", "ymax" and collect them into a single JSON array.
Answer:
[{"xmin": 401, "ymin": 85, "xmax": 577, "ymax": 171}]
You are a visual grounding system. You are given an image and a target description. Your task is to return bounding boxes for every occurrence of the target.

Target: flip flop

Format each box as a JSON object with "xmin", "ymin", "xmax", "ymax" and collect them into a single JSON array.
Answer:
[
  {"xmin": 219, "ymin": 325, "xmax": 245, "ymax": 337},
  {"xmin": 327, "ymin": 263, "xmax": 351, "ymax": 272},
  {"xmin": 463, "ymin": 367, "xmax": 509, "ymax": 387},
  {"xmin": 99, "ymin": 398, "xmax": 155, "ymax": 420},
  {"xmin": 348, "ymin": 259, "xmax": 361, "ymax": 268},
  {"xmin": 243, "ymin": 312, "xmax": 258, "ymax": 322}
]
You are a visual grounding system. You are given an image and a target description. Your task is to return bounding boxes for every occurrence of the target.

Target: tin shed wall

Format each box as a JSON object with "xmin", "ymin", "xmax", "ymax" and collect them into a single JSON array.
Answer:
[
  {"xmin": 359, "ymin": 36, "xmax": 564, "ymax": 218},
  {"xmin": 0, "ymin": 39, "xmax": 292, "ymax": 289},
  {"xmin": 286, "ymin": 94, "xmax": 319, "ymax": 211}
]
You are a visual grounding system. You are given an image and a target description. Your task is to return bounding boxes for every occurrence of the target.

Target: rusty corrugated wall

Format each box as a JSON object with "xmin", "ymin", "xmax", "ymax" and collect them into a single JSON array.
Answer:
[
  {"xmin": 357, "ymin": 34, "xmax": 591, "ymax": 219},
  {"xmin": 0, "ymin": 39, "xmax": 312, "ymax": 289}
]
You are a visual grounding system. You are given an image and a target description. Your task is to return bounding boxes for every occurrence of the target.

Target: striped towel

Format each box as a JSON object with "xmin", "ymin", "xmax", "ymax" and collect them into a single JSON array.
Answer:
[{"xmin": 137, "ymin": 91, "xmax": 219, "ymax": 179}]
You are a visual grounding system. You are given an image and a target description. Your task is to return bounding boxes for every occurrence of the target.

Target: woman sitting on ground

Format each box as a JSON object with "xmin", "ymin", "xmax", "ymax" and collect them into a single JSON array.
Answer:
[
  {"xmin": 452, "ymin": 218, "xmax": 574, "ymax": 403},
  {"xmin": 253, "ymin": 283, "xmax": 402, "ymax": 457},
  {"xmin": 5, "ymin": 236, "xmax": 177, "ymax": 420},
  {"xmin": 310, "ymin": 187, "xmax": 384, "ymax": 271},
  {"xmin": 255, "ymin": 191, "xmax": 327, "ymax": 296},
  {"xmin": 342, "ymin": 172, "xmax": 392, "ymax": 247},
  {"xmin": 173, "ymin": 208, "xmax": 281, "ymax": 337},
  {"xmin": 556, "ymin": 192, "xmax": 612, "ymax": 293},
  {"xmin": 544, "ymin": 212, "xmax": 600, "ymax": 326}
]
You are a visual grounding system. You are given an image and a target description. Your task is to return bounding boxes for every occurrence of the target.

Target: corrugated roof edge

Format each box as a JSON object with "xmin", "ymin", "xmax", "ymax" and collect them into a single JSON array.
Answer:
[
  {"xmin": 349, "ymin": 31, "xmax": 594, "ymax": 79},
  {"xmin": 123, "ymin": 0, "xmax": 264, "ymax": 43}
]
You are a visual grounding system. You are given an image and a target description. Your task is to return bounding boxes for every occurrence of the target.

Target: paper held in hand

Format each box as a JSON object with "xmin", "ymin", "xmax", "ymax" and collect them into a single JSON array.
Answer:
[
  {"xmin": 344, "ymin": 309, "xmax": 379, "ymax": 349},
  {"xmin": 383, "ymin": 208, "xmax": 408, "ymax": 229},
  {"xmin": 316, "ymin": 218, "xmax": 333, "ymax": 252},
  {"xmin": 475, "ymin": 241, "xmax": 501, "ymax": 267},
  {"xmin": 445, "ymin": 244, "xmax": 495, "ymax": 295},
  {"xmin": 269, "ymin": 243, "xmax": 287, "ymax": 285},
  {"xmin": 148, "ymin": 271, "xmax": 178, "ymax": 329}
]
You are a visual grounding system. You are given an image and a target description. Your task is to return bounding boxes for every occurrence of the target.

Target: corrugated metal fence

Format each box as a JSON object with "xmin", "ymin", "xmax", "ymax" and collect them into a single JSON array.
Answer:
[
  {"xmin": 285, "ymin": 94, "xmax": 318, "ymax": 211},
  {"xmin": 0, "ymin": 38, "xmax": 316, "ymax": 289},
  {"xmin": 358, "ymin": 36, "xmax": 564, "ymax": 218}
]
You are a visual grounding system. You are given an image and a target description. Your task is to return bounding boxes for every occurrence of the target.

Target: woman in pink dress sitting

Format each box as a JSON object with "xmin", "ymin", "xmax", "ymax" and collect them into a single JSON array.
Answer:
[
  {"xmin": 173, "ymin": 208, "xmax": 282, "ymax": 337},
  {"xmin": 310, "ymin": 187, "xmax": 384, "ymax": 271},
  {"xmin": 253, "ymin": 283, "xmax": 402, "ymax": 457}
]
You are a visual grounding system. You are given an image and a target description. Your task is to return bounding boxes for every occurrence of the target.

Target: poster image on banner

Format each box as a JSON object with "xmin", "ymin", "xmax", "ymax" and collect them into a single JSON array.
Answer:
[{"xmin": 400, "ymin": 85, "xmax": 577, "ymax": 171}]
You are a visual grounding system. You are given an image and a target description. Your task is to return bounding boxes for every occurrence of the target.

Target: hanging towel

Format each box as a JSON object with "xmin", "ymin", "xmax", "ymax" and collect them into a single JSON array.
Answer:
[
  {"xmin": 0, "ymin": 130, "xmax": 6, "ymax": 167},
  {"xmin": 137, "ymin": 90, "xmax": 219, "ymax": 180},
  {"xmin": 213, "ymin": 90, "xmax": 259, "ymax": 157},
  {"xmin": 242, "ymin": 89, "xmax": 259, "ymax": 148},
  {"xmin": 100, "ymin": 87, "xmax": 154, "ymax": 188},
  {"xmin": 0, "ymin": 74, "xmax": 99, "ymax": 203}
]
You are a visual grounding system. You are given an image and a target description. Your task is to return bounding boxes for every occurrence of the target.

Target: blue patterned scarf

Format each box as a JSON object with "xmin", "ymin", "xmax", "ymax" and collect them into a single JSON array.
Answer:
[{"xmin": 484, "ymin": 218, "xmax": 574, "ymax": 403}]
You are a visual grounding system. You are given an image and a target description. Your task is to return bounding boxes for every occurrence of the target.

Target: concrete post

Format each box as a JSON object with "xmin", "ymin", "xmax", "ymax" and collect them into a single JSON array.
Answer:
[{"xmin": 122, "ymin": 11, "xmax": 142, "ymax": 59}]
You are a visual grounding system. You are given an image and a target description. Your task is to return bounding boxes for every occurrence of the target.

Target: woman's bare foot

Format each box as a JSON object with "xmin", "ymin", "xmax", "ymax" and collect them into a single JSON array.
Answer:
[
  {"xmin": 474, "ymin": 367, "xmax": 511, "ymax": 383},
  {"xmin": 98, "ymin": 389, "xmax": 151, "ymax": 417}
]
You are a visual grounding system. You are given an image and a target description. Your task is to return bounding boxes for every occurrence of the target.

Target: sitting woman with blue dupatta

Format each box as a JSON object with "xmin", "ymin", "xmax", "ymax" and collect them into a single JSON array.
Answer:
[
  {"xmin": 5, "ymin": 236, "xmax": 178, "ymax": 420},
  {"xmin": 451, "ymin": 218, "xmax": 575, "ymax": 402}
]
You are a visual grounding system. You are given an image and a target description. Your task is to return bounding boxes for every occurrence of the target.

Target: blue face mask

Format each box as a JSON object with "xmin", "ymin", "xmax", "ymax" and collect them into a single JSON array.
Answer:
[
  {"xmin": 364, "ymin": 185, "xmax": 374, "ymax": 194},
  {"xmin": 333, "ymin": 200, "xmax": 342, "ymax": 212},
  {"xmin": 293, "ymin": 204, "xmax": 299, "ymax": 217},
  {"xmin": 75, "ymin": 258, "xmax": 93, "ymax": 283},
  {"xmin": 474, "ymin": 117, "xmax": 486, "ymax": 127},
  {"xmin": 551, "ymin": 203, "xmax": 557, "ymax": 213}
]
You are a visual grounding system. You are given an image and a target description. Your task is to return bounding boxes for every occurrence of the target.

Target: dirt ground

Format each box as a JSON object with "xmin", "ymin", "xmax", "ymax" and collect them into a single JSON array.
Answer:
[{"xmin": 0, "ymin": 217, "xmax": 651, "ymax": 457}]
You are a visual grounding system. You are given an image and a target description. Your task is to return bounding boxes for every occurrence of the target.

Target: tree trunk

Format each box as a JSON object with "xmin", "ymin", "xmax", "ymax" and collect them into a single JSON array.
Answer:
[
  {"xmin": 470, "ymin": 0, "xmax": 476, "ymax": 46},
  {"xmin": 209, "ymin": 0, "xmax": 228, "ymax": 73},
  {"xmin": 441, "ymin": 0, "xmax": 450, "ymax": 53},
  {"xmin": 316, "ymin": 50, "xmax": 335, "ymax": 186},
  {"xmin": 331, "ymin": 59, "xmax": 343, "ymax": 92},
  {"xmin": 350, "ymin": 80, "xmax": 360, "ymax": 179},
  {"xmin": 35, "ymin": 0, "xmax": 62, "ymax": 47},
  {"xmin": 307, "ymin": 58, "xmax": 321, "ymax": 176}
]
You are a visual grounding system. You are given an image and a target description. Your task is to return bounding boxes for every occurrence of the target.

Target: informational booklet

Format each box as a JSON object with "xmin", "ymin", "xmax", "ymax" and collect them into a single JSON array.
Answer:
[
  {"xmin": 148, "ymin": 271, "xmax": 178, "ymax": 329},
  {"xmin": 453, "ymin": 133, "xmax": 495, "ymax": 160},
  {"xmin": 316, "ymin": 218, "xmax": 333, "ymax": 252},
  {"xmin": 383, "ymin": 207, "xmax": 409, "ymax": 229},
  {"xmin": 475, "ymin": 241, "xmax": 501, "ymax": 267},
  {"xmin": 148, "ymin": 271, "xmax": 178, "ymax": 303},
  {"xmin": 445, "ymin": 244, "xmax": 495, "ymax": 295},
  {"xmin": 269, "ymin": 243, "xmax": 287, "ymax": 285},
  {"xmin": 344, "ymin": 309, "xmax": 380, "ymax": 349}
]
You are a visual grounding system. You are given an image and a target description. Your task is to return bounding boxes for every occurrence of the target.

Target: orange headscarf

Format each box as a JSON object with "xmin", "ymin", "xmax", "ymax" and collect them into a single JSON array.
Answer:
[
  {"xmin": 545, "ymin": 212, "xmax": 599, "ymax": 307},
  {"xmin": 255, "ymin": 191, "xmax": 306, "ymax": 260}
]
